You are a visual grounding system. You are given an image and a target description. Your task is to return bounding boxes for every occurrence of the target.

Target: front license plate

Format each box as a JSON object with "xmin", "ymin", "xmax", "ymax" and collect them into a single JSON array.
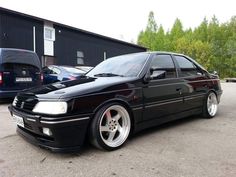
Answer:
[
  {"xmin": 12, "ymin": 114, "xmax": 24, "ymax": 128},
  {"xmin": 15, "ymin": 77, "xmax": 32, "ymax": 82}
]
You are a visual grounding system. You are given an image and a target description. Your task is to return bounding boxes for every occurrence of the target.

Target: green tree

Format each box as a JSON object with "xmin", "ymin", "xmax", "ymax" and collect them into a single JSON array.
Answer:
[
  {"xmin": 169, "ymin": 18, "xmax": 185, "ymax": 51},
  {"xmin": 137, "ymin": 12, "xmax": 236, "ymax": 78},
  {"xmin": 138, "ymin": 11, "xmax": 158, "ymax": 50},
  {"xmin": 146, "ymin": 11, "xmax": 157, "ymax": 32},
  {"xmin": 155, "ymin": 25, "xmax": 166, "ymax": 50},
  {"xmin": 170, "ymin": 18, "xmax": 184, "ymax": 40},
  {"xmin": 194, "ymin": 17, "xmax": 208, "ymax": 42}
]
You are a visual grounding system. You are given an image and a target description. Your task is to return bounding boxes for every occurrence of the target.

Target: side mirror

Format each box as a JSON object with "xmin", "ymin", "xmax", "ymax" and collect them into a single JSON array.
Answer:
[
  {"xmin": 209, "ymin": 70, "xmax": 219, "ymax": 79},
  {"xmin": 213, "ymin": 71, "xmax": 218, "ymax": 75},
  {"xmin": 143, "ymin": 74, "xmax": 151, "ymax": 83},
  {"xmin": 143, "ymin": 68, "xmax": 167, "ymax": 83}
]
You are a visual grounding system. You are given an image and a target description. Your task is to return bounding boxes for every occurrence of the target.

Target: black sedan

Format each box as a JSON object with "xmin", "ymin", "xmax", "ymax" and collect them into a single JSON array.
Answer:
[{"xmin": 8, "ymin": 52, "xmax": 222, "ymax": 152}]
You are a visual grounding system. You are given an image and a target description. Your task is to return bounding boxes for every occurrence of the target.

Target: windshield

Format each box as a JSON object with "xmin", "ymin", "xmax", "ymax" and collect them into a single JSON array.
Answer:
[{"xmin": 86, "ymin": 53, "xmax": 149, "ymax": 77}]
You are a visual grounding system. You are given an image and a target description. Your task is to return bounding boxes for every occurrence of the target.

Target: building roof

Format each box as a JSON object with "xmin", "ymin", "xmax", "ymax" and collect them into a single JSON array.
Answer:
[{"xmin": 0, "ymin": 7, "xmax": 146, "ymax": 50}]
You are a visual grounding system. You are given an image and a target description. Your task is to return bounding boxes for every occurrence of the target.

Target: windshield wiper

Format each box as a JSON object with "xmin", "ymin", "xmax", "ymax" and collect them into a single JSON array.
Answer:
[{"xmin": 93, "ymin": 73, "xmax": 124, "ymax": 77}]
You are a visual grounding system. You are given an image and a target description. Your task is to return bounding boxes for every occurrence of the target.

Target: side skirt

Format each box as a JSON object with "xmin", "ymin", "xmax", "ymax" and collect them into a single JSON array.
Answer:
[{"xmin": 133, "ymin": 108, "xmax": 202, "ymax": 133}]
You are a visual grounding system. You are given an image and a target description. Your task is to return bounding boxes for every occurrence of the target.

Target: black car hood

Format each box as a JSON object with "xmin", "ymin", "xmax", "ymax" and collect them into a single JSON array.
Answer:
[{"xmin": 21, "ymin": 76, "xmax": 137, "ymax": 100}]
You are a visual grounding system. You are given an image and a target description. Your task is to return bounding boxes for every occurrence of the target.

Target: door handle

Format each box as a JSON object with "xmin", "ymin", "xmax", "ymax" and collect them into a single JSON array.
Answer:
[
  {"xmin": 176, "ymin": 88, "xmax": 182, "ymax": 95},
  {"xmin": 176, "ymin": 88, "xmax": 182, "ymax": 91}
]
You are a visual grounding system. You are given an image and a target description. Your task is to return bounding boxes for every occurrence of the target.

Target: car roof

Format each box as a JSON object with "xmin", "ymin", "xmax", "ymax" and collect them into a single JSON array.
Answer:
[
  {"xmin": 138, "ymin": 51, "xmax": 185, "ymax": 56},
  {"xmin": 112, "ymin": 51, "xmax": 187, "ymax": 57},
  {"xmin": 45, "ymin": 65, "xmax": 80, "ymax": 70},
  {"xmin": 48, "ymin": 65, "xmax": 74, "ymax": 68},
  {"xmin": 117, "ymin": 51, "xmax": 207, "ymax": 72}
]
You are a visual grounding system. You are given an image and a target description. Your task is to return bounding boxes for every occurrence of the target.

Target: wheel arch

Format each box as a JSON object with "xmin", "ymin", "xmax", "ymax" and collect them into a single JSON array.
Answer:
[
  {"xmin": 92, "ymin": 98, "xmax": 136, "ymax": 134},
  {"xmin": 207, "ymin": 89, "xmax": 219, "ymax": 103},
  {"xmin": 202, "ymin": 89, "xmax": 219, "ymax": 118}
]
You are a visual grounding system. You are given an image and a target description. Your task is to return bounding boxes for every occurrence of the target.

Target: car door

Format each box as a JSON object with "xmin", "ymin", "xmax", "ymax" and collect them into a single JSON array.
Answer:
[
  {"xmin": 173, "ymin": 55, "xmax": 208, "ymax": 110},
  {"xmin": 143, "ymin": 54, "xmax": 185, "ymax": 121}
]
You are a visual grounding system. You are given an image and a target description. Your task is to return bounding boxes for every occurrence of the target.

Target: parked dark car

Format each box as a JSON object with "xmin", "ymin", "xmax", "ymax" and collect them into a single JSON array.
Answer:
[
  {"xmin": 9, "ymin": 52, "xmax": 222, "ymax": 152},
  {"xmin": 42, "ymin": 65, "xmax": 86, "ymax": 84},
  {"xmin": 0, "ymin": 48, "xmax": 42, "ymax": 99},
  {"xmin": 225, "ymin": 78, "xmax": 236, "ymax": 82}
]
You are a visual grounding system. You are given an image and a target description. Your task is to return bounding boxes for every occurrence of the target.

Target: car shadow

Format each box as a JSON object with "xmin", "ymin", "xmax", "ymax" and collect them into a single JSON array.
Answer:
[
  {"xmin": 0, "ymin": 98, "xmax": 13, "ymax": 104},
  {"xmin": 80, "ymin": 117, "xmax": 200, "ymax": 155},
  {"xmin": 50, "ymin": 115, "xmax": 203, "ymax": 157}
]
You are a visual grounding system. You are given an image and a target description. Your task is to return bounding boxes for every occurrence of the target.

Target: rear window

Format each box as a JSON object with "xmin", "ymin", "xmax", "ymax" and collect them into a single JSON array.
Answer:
[
  {"xmin": 62, "ymin": 67, "xmax": 85, "ymax": 74},
  {"xmin": 175, "ymin": 55, "xmax": 202, "ymax": 77},
  {"xmin": 3, "ymin": 63, "xmax": 40, "ymax": 73},
  {"xmin": 1, "ymin": 49, "xmax": 40, "ymax": 68}
]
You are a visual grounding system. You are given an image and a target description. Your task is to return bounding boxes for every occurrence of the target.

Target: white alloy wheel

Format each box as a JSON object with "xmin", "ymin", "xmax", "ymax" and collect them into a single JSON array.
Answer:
[
  {"xmin": 207, "ymin": 92, "xmax": 218, "ymax": 117},
  {"xmin": 98, "ymin": 105, "xmax": 131, "ymax": 148}
]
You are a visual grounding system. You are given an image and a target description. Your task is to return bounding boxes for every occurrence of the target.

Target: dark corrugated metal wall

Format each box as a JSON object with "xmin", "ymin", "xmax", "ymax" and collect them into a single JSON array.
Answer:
[
  {"xmin": 54, "ymin": 25, "xmax": 145, "ymax": 66},
  {"xmin": 0, "ymin": 9, "xmax": 146, "ymax": 67},
  {"xmin": 0, "ymin": 11, "xmax": 44, "ymax": 60},
  {"xmin": 0, "ymin": 14, "xmax": 2, "ymax": 47}
]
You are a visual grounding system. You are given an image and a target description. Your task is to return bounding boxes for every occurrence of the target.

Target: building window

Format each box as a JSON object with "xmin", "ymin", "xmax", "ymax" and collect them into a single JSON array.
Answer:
[
  {"xmin": 77, "ymin": 51, "xmax": 84, "ymax": 65},
  {"xmin": 44, "ymin": 27, "xmax": 55, "ymax": 41},
  {"xmin": 45, "ymin": 29, "xmax": 52, "ymax": 39}
]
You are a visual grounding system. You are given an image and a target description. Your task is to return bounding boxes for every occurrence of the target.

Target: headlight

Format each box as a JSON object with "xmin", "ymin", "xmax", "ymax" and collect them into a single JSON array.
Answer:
[{"xmin": 32, "ymin": 102, "xmax": 68, "ymax": 115}]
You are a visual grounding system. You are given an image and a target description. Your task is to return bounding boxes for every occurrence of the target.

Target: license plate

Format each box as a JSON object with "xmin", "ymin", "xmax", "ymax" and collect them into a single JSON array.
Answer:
[
  {"xmin": 12, "ymin": 114, "xmax": 24, "ymax": 128},
  {"xmin": 15, "ymin": 77, "xmax": 32, "ymax": 82}
]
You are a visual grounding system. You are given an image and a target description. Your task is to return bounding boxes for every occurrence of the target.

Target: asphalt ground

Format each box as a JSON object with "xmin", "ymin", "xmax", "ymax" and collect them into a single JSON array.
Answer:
[{"xmin": 0, "ymin": 83, "xmax": 235, "ymax": 177}]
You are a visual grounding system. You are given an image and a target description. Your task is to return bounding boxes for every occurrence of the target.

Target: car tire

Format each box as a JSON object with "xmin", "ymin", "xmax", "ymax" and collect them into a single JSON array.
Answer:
[
  {"xmin": 89, "ymin": 103, "xmax": 131, "ymax": 151},
  {"xmin": 202, "ymin": 91, "xmax": 218, "ymax": 118}
]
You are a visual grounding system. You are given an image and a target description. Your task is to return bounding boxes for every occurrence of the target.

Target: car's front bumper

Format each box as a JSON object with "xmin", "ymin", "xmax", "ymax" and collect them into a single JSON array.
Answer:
[
  {"xmin": 8, "ymin": 105, "xmax": 92, "ymax": 152},
  {"xmin": 0, "ymin": 90, "xmax": 19, "ymax": 99}
]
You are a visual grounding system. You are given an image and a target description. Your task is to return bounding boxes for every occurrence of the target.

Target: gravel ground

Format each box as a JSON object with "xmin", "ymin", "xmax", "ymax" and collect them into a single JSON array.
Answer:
[{"xmin": 0, "ymin": 83, "xmax": 235, "ymax": 177}]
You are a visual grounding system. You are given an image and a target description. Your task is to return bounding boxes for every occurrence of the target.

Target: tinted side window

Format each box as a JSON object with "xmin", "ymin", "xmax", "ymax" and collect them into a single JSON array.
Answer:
[
  {"xmin": 150, "ymin": 55, "xmax": 176, "ymax": 79},
  {"xmin": 175, "ymin": 56, "xmax": 201, "ymax": 77}
]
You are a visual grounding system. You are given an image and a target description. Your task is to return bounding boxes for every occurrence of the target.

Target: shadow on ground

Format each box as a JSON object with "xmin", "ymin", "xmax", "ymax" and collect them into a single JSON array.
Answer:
[
  {"xmin": 0, "ymin": 98, "xmax": 13, "ymax": 104},
  {"xmin": 131, "ymin": 114, "xmax": 201, "ymax": 140},
  {"xmin": 38, "ymin": 114, "xmax": 203, "ymax": 158}
]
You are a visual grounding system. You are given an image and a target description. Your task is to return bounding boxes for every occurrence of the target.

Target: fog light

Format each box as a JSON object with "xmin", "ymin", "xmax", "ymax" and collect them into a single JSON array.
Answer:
[{"xmin": 42, "ymin": 128, "xmax": 52, "ymax": 136}]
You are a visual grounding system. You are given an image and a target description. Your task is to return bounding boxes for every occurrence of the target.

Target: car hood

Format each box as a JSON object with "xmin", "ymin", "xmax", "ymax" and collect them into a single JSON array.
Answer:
[{"xmin": 21, "ymin": 76, "xmax": 138, "ymax": 100}]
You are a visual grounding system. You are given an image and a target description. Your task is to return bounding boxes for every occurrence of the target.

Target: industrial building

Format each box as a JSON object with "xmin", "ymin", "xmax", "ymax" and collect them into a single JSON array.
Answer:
[{"xmin": 0, "ymin": 7, "xmax": 146, "ymax": 67}]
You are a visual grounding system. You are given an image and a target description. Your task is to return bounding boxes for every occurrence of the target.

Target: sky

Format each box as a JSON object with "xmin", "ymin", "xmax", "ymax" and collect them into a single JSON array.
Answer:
[{"xmin": 0, "ymin": 0, "xmax": 235, "ymax": 43}]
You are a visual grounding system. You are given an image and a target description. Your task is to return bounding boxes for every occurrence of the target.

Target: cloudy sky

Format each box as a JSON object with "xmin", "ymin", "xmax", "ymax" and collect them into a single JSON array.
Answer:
[{"xmin": 0, "ymin": 0, "xmax": 235, "ymax": 43}]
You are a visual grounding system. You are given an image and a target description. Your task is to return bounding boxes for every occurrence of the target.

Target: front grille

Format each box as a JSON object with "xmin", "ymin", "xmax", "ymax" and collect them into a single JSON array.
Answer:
[{"xmin": 14, "ymin": 95, "xmax": 38, "ymax": 111}]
